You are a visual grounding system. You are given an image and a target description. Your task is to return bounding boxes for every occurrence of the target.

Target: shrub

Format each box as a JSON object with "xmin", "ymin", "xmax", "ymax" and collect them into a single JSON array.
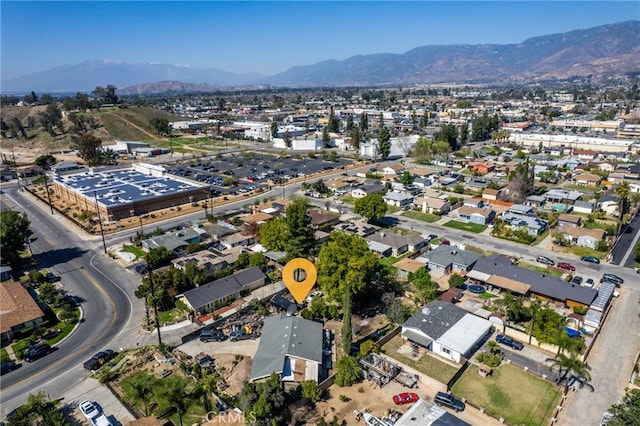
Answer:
[{"xmin": 572, "ymin": 305, "xmax": 588, "ymax": 315}]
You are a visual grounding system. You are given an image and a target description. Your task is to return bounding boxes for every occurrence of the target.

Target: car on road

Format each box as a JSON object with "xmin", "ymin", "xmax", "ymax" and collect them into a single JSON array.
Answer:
[
  {"xmin": 495, "ymin": 334, "xmax": 524, "ymax": 350},
  {"xmin": 83, "ymin": 349, "xmax": 116, "ymax": 371},
  {"xmin": 24, "ymin": 343, "xmax": 51, "ymax": 362},
  {"xmin": 581, "ymin": 256, "xmax": 600, "ymax": 264},
  {"xmin": 334, "ymin": 199, "xmax": 344, "ymax": 205},
  {"xmin": 557, "ymin": 262, "xmax": 576, "ymax": 272},
  {"xmin": 433, "ymin": 392, "xmax": 465, "ymax": 412},
  {"xmin": 80, "ymin": 400, "xmax": 100, "ymax": 422},
  {"xmin": 46, "ymin": 272, "xmax": 61, "ymax": 282},
  {"xmin": 393, "ymin": 392, "xmax": 419, "ymax": 405},
  {"xmin": 536, "ymin": 255, "xmax": 555, "ymax": 266},
  {"xmin": 601, "ymin": 273, "xmax": 624, "ymax": 285},
  {"xmin": 0, "ymin": 360, "xmax": 20, "ymax": 375},
  {"xmin": 199, "ymin": 329, "xmax": 227, "ymax": 342}
]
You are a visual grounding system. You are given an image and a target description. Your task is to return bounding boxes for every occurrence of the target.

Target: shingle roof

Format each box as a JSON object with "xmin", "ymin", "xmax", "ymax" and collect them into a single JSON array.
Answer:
[
  {"xmin": 402, "ymin": 301, "xmax": 467, "ymax": 340},
  {"xmin": 0, "ymin": 280, "xmax": 45, "ymax": 334},
  {"xmin": 250, "ymin": 314, "xmax": 323, "ymax": 381},
  {"xmin": 180, "ymin": 267, "xmax": 265, "ymax": 310},
  {"xmin": 471, "ymin": 255, "xmax": 597, "ymax": 305},
  {"xmin": 424, "ymin": 246, "xmax": 481, "ymax": 269}
]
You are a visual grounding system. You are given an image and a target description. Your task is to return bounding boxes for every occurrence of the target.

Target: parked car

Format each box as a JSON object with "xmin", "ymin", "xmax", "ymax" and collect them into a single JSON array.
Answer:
[
  {"xmin": 557, "ymin": 262, "xmax": 576, "ymax": 272},
  {"xmin": 199, "ymin": 329, "xmax": 227, "ymax": 342},
  {"xmin": 581, "ymin": 256, "xmax": 600, "ymax": 264},
  {"xmin": 306, "ymin": 290, "xmax": 323, "ymax": 304},
  {"xmin": 584, "ymin": 278, "xmax": 595, "ymax": 288},
  {"xmin": 24, "ymin": 344, "xmax": 51, "ymax": 362},
  {"xmin": 83, "ymin": 349, "xmax": 115, "ymax": 371},
  {"xmin": 495, "ymin": 334, "xmax": 524, "ymax": 350},
  {"xmin": 79, "ymin": 400, "xmax": 100, "ymax": 422},
  {"xmin": 570, "ymin": 275, "xmax": 583, "ymax": 285},
  {"xmin": 536, "ymin": 256, "xmax": 554, "ymax": 266},
  {"xmin": 433, "ymin": 392, "xmax": 465, "ymax": 412},
  {"xmin": 46, "ymin": 272, "xmax": 61, "ymax": 282},
  {"xmin": 601, "ymin": 273, "xmax": 624, "ymax": 285},
  {"xmin": 393, "ymin": 392, "xmax": 419, "ymax": 405},
  {"xmin": 0, "ymin": 360, "xmax": 20, "ymax": 375}
]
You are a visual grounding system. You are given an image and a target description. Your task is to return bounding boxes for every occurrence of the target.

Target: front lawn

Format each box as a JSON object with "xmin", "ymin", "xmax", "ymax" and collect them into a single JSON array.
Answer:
[
  {"xmin": 402, "ymin": 211, "xmax": 441, "ymax": 223},
  {"xmin": 516, "ymin": 262, "xmax": 563, "ymax": 277},
  {"xmin": 443, "ymin": 220, "xmax": 487, "ymax": 233},
  {"xmin": 568, "ymin": 246, "xmax": 606, "ymax": 260},
  {"xmin": 0, "ymin": 348, "xmax": 10, "ymax": 363},
  {"xmin": 452, "ymin": 364, "xmax": 562, "ymax": 426},
  {"xmin": 157, "ymin": 308, "xmax": 188, "ymax": 326},
  {"xmin": 382, "ymin": 335, "xmax": 459, "ymax": 384},
  {"xmin": 122, "ymin": 245, "xmax": 146, "ymax": 260}
]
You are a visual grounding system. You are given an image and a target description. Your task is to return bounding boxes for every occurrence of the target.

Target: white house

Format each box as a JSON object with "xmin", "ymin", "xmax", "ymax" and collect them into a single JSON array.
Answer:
[
  {"xmin": 401, "ymin": 301, "xmax": 492, "ymax": 364},
  {"xmin": 383, "ymin": 191, "xmax": 413, "ymax": 208}
]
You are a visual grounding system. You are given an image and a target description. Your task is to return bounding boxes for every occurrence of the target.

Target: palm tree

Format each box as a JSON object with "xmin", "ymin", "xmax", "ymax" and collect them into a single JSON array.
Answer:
[
  {"xmin": 547, "ymin": 352, "xmax": 593, "ymax": 392},
  {"xmin": 130, "ymin": 375, "xmax": 154, "ymax": 416},
  {"xmin": 615, "ymin": 180, "xmax": 631, "ymax": 234},
  {"xmin": 527, "ymin": 299, "xmax": 542, "ymax": 344},
  {"xmin": 162, "ymin": 378, "xmax": 190, "ymax": 426}
]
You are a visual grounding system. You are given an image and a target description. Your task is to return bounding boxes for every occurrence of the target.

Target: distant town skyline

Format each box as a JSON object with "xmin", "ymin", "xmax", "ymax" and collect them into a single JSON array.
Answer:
[{"xmin": 1, "ymin": 1, "xmax": 638, "ymax": 80}]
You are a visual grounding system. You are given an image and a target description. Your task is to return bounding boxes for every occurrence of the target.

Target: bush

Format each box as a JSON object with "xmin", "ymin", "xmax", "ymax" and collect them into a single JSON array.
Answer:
[
  {"xmin": 335, "ymin": 356, "xmax": 362, "ymax": 387},
  {"xmin": 300, "ymin": 309, "xmax": 313, "ymax": 320},
  {"xmin": 448, "ymin": 274, "xmax": 466, "ymax": 288},
  {"xmin": 572, "ymin": 305, "xmax": 589, "ymax": 315}
]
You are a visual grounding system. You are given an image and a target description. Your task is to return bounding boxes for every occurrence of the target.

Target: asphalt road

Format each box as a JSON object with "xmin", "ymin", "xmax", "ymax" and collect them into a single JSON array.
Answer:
[
  {"xmin": 609, "ymin": 210, "xmax": 640, "ymax": 268},
  {"xmin": 0, "ymin": 188, "xmax": 138, "ymax": 418}
]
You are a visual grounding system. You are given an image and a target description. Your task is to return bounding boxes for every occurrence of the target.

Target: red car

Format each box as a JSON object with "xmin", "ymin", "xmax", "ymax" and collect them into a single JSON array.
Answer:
[
  {"xmin": 557, "ymin": 262, "xmax": 576, "ymax": 272},
  {"xmin": 393, "ymin": 392, "xmax": 419, "ymax": 405}
]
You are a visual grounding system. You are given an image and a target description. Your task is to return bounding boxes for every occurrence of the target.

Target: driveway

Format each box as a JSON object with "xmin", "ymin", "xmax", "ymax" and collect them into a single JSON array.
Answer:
[{"xmin": 179, "ymin": 337, "xmax": 259, "ymax": 357}]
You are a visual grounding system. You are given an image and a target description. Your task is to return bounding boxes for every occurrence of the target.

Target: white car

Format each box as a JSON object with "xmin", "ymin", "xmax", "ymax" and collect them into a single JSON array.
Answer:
[
  {"xmin": 306, "ymin": 290, "xmax": 323, "ymax": 304},
  {"xmin": 92, "ymin": 414, "xmax": 115, "ymax": 426},
  {"xmin": 335, "ymin": 199, "xmax": 344, "ymax": 205},
  {"xmin": 80, "ymin": 400, "xmax": 100, "ymax": 422}
]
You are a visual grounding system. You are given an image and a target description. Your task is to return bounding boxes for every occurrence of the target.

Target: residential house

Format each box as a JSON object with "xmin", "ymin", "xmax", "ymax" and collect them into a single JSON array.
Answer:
[
  {"xmin": 366, "ymin": 240, "xmax": 393, "ymax": 257},
  {"xmin": 465, "ymin": 178, "xmax": 489, "ymax": 191},
  {"xmin": 241, "ymin": 212, "xmax": 274, "ymax": 224},
  {"xmin": 351, "ymin": 184, "xmax": 384, "ymax": 199},
  {"xmin": 467, "ymin": 255, "xmax": 597, "ymax": 308},
  {"xmin": 598, "ymin": 194, "xmax": 620, "ymax": 216},
  {"xmin": 383, "ymin": 191, "xmax": 414, "ymax": 208},
  {"xmin": 557, "ymin": 214, "xmax": 582, "ymax": 228},
  {"xmin": 482, "ymin": 188, "xmax": 501, "ymax": 201},
  {"xmin": 573, "ymin": 173, "xmax": 602, "ymax": 187},
  {"xmin": 171, "ymin": 246, "xmax": 244, "ymax": 274},
  {"xmin": 524, "ymin": 195, "xmax": 546, "ymax": 209},
  {"xmin": 572, "ymin": 149, "xmax": 599, "ymax": 160},
  {"xmin": 394, "ymin": 258, "xmax": 425, "ymax": 280},
  {"xmin": 588, "ymin": 161, "xmax": 615, "ymax": 173},
  {"xmin": 463, "ymin": 198, "xmax": 485, "ymax": 208},
  {"xmin": 141, "ymin": 228, "xmax": 203, "ymax": 252},
  {"xmin": 572, "ymin": 200, "xmax": 596, "ymax": 214},
  {"xmin": 252, "ymin": 199, "xmax": 292, "ymax": 215},
  {"xmin": 382, "ymin": 164, "xmax": 405, "ymax": 176},
  {"xmin": 456, "ymin": 206, "xmax": 496, "ymax": 225},
  {"xmin": 507, "ymin": 204, "xmax": 535, "ymax": 216},
  {"xmin": 220, "ymin": 232, "xmax": 256, "ymax": 249},
  {"xmin": 334, "ymin": 220, "xmax": 379, "ymax": 238},
  {"xmin": 501, "ymin": 213, "xmax": 548, "ymax": 236},
  {"xmin": 308, "ymin": 210, "xmax": 340, "ymax": 228},
  {"xmin": 544, "ymin": 189, "xmax": 582, "ymax": 207},
  {"xmin": 561, "ymin": 227, "xmax": 606, "ymax": 250},
  {"xmin": 414, "ymin": 197, "xmax": 451, "ymax": 215},
  {"xmin": 1, "ymin": 280, "xmax": 45, "ymax": 346},
  {"xmin": 178, "ymin": 267, "xmax": 266, "ymax": 314},
  {"xmin": 421, "ymin": 245, "xmax": 482, "ymax": 276},
  {"xmin": 366, "ymin": 232, "xmax": 409, "ymax": 257},
  {"xmin": 401, "ymin": 301, "xmax": 492, "ymax": 363},
  {"xmin": 250, "ymin": 314, "xmax": 323, "ymax": 384},
  {"xmin": 468, "ymin": 162, "xmax": 495, "ymax": 175}
]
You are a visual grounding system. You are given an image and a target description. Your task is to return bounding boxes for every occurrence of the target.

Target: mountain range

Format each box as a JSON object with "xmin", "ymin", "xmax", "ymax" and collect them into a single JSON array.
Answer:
[{"xmin": 2, "ymin": 20, "xmax": 639, "ymax": 94}]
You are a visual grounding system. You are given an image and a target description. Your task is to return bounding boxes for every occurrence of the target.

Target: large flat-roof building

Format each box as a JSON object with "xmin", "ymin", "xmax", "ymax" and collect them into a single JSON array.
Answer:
[{"xmin": 51, "ymin": 164, "xmax": 209, "ymax": 221}]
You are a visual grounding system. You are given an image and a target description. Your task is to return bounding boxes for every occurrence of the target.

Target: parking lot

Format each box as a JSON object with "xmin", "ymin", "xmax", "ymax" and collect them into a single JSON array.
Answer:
[{"xmin": 166, "ymin": 152, "xmax": 353, "ymax": 196}]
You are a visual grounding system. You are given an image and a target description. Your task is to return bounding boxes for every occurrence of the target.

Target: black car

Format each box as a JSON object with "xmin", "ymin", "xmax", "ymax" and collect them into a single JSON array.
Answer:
[
  {"xmin": 434, "ymin": 392, "xmax": 466, "ymax": 412},
  {"xmin": 46, "ymin": 272, "xmax": 61, "ymax": 283},
  {"xmin": 495, "ymin": 334, "xmax": 524, "ymax": 350},
  {"xmin": 199, "ymin": 330, "xmax": 227, "ymax": 342},
  {"xmin": 570, "ymin": 275, "xmax": 583, "ymax": 285},
  {"xmin": 24, "ymin": 344, "xmax": 51, "ymax": 362},
  {"xmin": 601, "ymin": 273, "xmax": 624, "ymax": 285},
  {"xmin": 83, "ymin": 349, "xmax": 115, "ymax": 371},
  {"xmin": 0, "ymin": 360, "xmax": 20, "ymax": 375}
]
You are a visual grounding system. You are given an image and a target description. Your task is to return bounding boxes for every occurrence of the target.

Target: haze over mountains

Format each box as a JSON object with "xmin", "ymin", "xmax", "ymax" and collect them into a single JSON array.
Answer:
[{"xmin": 2, "ymin": 20, "xmax": 639, "ymax": 94}]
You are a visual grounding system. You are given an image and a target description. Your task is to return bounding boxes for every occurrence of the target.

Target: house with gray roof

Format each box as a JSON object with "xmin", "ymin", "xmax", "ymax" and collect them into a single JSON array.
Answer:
[
  {"xmin": 141, "ymin": 228, "xmax": 202, "ymax": 252},
  {"xmin": 383, "ymin": 191, "xmax": 414, "ymax": 208},
  {"xmin": 468, "ymin": 255, "xmax": 597, "ymax": 308},
  {"xmin": 422, "ymin": 246, "xmax": 482, "ymax": 276},
  {"xmin": 501, "ymin": 213, "xmax": 548, "ymax": 236},
  {"xmin": 401, "ymin": 301, "xmax": 492, "ymax": 364},
  {"xmin": 572, "ymin": 200, "xmax": 595, "ymax": 214},
  {"xmin": 250, "ymin": 314, "xmax": 323, "ymax": 383},
  {"xmin": 177, "ymin": 267, "xmax": 266, "ymax": 314}
]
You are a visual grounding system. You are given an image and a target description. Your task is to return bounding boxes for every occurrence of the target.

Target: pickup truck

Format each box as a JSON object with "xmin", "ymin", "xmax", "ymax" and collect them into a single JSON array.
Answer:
[
  {"xmin": 495, "ymin": 334, "xmax": 524, "ymax": 350},
  {"xmin": 230, "ymin": 330, "xmax": 260, "ymax": 342}
]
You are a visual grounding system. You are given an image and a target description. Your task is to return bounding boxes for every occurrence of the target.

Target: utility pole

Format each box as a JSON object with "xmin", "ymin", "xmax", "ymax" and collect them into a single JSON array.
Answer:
[
  {"xmin": 11, "ymin": 151, "xmax": 22, "ymax": 192},
  {"xmin": 146, "ymin": 255, "xmax": 162, "ymax": 347},
  {"xmin": 93, "ymin": 191, "xmax": 107, "ymax": 254},
  {"xmin": 42, "ymin": 172, "xmax": 54, "ymax": 215}
]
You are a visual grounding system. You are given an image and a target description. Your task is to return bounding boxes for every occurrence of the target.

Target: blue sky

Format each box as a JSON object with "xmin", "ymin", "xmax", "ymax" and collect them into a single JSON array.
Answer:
[{"xmin": 1, "ymin": 1, "xmax": 638, "ymax": 79}]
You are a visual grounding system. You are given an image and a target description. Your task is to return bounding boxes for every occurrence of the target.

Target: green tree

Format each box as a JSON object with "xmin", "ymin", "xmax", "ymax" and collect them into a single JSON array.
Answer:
[
  {"xmin": 78, "ymin": 133, "xmax": 103, "ymax": 165},
  {"xmin": 322, "ymin": 127, "xmax": 331, "ymax": 148},
  {"xmin": 259, "ymin": 217, "xmax": 290, "ymax": 251},
  {"xmin": 271, "ymin": 121, "xmax": 279, "ymax": 138},
  {"xmin": 300, "ymin": 380, "xmax": 322, "ymax": 402},
  {"xmin": 607, "ymin": 388, "xmax": 640, "ymax": 426},
  {"xmin": 547, "ymin": 352, "xmax": 592, "ymax": 392},
  {"xmin": 146, "ymin": 247, "xmax": 172, "ymax": 269},
  {"xmin": 359, "ymin": 112, "xmax": 369, "ymax": 132},
  {"xmin": 358, "ymin": 339, "xmax": 380, "ymax": 358},
  {"xmin": 342, "ymin": 283, "xmax": 352, "ymax": 354},
  {"xmin": 160, "ymin": 377, "xmax": 191, "ymax": 426},
  {"xmin": 335, "ymin": 356, "xmax": 362, "ymax": 387},
  {"xmin": 435, "ymin": 123, "xmax": 458, "ymax": 151},
  {"xmin": 386, "ymin": 300, "xmax": 412, "ymax": 324},
  {"xmin": 354, "ymin": 193, "xmax": 387, "ymax": 222},
  {"xmin": 316, "ymin": 232, "xmax": 379, "ymax": 301},
  {"xmin": 34, "ymin": 154, "xmax": 57, "ymax": 170},
  {"xmin": 615, "ymin": 180, "xmax": 631, "ymax": 233},
  {"xmin": 285, "ymin": 198, "xmax": 315, "ymax": 258},
  {"xmin": 0, "ymin": 210, "xmax": 33, "ymax": 268},
  {"xmin": 377, "ymin": 126, "xmax": 391, "ymax": 160},
  {"xmin": 6, "ymin": 391, "xmax": 69, "ymax": 426},
  {"xmin": 448, "ymin": 274, "xmax": 466, "ymax": 288},
  {"xmin": 38, "ymin": 282, "xmax": 66, "ymax": 306},
  {"xmin": 350, "ymin": 126, "xmax": 362, "ymax": 150},
  {"xmin": 123, "ymin": 373, "xmax": 154, "ymax": 416},
  {"xmin": 399, "ymin": 171, "xmax": 413, "ymax": 185},
  {"xmin": 149, "ymin": 118, "xmax": 171, "ymax": 137}
]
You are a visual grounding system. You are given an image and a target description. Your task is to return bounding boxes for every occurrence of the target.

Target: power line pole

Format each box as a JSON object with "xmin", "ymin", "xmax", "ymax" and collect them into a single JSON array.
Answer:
[
  {"xmin": 42, "ymin": 172, "xmax": 54, "ymax": 215},
  {"xmin": 146, "ymin": 255, "xmax": 162, "ymax": 347},
  {"xmin": 93, "ymin": 191, "xmax": 107, "ymax": 254}
]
